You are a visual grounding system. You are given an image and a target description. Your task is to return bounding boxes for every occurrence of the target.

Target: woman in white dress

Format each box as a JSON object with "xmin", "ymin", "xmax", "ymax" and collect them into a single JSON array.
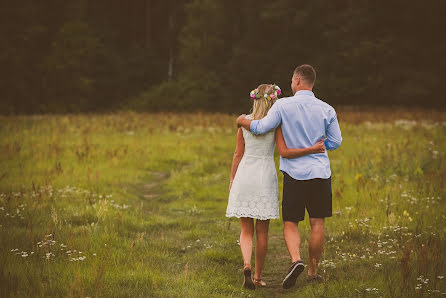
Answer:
[{"xmin": 226, "ymin": 84, "xmax": 325, "ymax": 289}]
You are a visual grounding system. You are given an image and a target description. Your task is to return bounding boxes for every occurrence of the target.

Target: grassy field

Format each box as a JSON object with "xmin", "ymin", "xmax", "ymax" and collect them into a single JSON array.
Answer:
[{"xmin": 0, "ymin": 109, "xmax": 445, "ymax": 297}]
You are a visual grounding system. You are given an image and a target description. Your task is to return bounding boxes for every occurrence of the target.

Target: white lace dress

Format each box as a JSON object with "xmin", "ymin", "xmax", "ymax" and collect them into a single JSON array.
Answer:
[{"xmin": 226, "ymin": 116, "xmax": 279, "ymax": 220}]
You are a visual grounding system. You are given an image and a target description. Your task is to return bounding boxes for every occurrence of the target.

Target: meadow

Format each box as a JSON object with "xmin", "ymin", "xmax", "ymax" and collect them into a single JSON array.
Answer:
[{"xmin": 0, "ymin": 109, "xmax": 445, "ymax": 297}]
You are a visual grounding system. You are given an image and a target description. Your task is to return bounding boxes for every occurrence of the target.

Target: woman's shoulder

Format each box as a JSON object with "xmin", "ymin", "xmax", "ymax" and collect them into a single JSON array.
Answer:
[{"xmin": 240, "ymin": 114, "xmax": 253, "ymax": 133}]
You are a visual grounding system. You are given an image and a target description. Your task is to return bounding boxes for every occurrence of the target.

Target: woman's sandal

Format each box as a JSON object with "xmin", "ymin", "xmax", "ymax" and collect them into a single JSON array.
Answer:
[
  {"xmin": 243, "ymin": 265, "xmax": 256, "ymax": 290},
  {"xmin": 253, "ymin": 278, "xmax": 266, "ymax": 287}
]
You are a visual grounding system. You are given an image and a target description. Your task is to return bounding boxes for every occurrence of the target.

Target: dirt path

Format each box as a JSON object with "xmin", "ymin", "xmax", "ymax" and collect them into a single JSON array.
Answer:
[
  {"xmin": 135, "ymin": 171, "xmax": 312, "ymax": 295},
  {"xmin": 141, "ymin": 171, "xmax": 169, "ymax": 200}
]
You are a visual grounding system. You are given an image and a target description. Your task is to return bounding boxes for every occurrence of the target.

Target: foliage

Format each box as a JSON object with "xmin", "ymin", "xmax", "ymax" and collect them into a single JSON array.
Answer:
[
  {"xmin": 128, "ymin": 74, "xmax": 220, "ymax": 112},
  {"xmin": 0, "ymin": 1, "xmax": 445, "ymax": 114}
]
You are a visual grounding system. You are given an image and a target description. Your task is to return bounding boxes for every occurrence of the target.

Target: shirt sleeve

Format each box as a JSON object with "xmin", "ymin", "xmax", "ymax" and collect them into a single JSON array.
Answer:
[
  {"xmin": 324, "ymin": 110, "xmax": 342, "ymax": 150},
  {"xmin": 250, "ymin": 102, "xmax": 282, "ymax": 135}
]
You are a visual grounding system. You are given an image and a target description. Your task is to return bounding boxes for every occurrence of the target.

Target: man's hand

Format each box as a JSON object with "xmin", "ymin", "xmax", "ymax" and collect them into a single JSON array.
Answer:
[
  {"xmin": 236, "ymin": 114, "xmax": 247, "ymax": 127},
  {"xmin": 236, "ymin": 114, "xmax": 252, "ymax": 131}
]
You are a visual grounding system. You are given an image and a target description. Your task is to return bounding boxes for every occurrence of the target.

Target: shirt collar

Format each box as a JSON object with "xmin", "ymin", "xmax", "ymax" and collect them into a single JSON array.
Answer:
[{"xmin": 294, "ymin": 90, "xmax": 314, "ymax": 97}]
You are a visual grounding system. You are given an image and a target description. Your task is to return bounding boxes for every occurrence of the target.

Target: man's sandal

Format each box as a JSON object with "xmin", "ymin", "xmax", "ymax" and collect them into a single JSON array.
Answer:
[
  {"xmin": 306, "ymin": 274, "xmax": 323, "ymax": 283},
  {"xmin": 243, "ymin": 265, "xmax": 255, "ymax": 290}
]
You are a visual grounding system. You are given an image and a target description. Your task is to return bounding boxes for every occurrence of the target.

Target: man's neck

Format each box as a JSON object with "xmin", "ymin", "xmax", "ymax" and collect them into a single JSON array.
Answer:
[{"xmin": 293, "ymin": 87, "xmax": 313, "ymax": 95}]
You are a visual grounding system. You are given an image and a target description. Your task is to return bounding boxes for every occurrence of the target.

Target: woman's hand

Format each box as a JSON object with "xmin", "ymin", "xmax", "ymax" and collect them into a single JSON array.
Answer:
[{"xmin": 311, "ymin": 140, "xmax": 326, "ymax": 153}]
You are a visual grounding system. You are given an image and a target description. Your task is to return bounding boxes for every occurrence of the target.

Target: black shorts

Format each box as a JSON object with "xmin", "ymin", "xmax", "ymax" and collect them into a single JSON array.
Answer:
[{"xmin": 282, "ymin": 172, "xmax": 332, "ymax": 222}]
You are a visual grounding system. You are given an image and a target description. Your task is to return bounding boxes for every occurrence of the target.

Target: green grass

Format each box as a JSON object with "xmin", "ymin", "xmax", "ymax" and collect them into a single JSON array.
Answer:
[{"xmin": 0, "ymin": 110, "xmax": 445, "ymax": 297}]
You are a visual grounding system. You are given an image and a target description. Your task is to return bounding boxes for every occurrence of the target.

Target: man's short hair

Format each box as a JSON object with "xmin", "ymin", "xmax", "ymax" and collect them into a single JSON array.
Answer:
[{"xmin": 293, "ymin": 64, "xmax": 316, "ymax": 86}]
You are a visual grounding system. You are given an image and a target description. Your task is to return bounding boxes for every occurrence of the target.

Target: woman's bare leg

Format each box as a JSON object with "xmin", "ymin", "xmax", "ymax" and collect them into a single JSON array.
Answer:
[
  {"xmin": 240, "ymin": 217, "xmax": 254, "ymax": 267},
  {"xmin": 254, "ymin": 219, "xmax": 270, "ymax": 280}
]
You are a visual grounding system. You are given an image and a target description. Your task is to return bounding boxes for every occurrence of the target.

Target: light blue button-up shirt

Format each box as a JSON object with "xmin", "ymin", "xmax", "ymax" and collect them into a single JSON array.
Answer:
[{"xmin": 250, "ymin": 90, "xmax": 342, "ymax": 180}]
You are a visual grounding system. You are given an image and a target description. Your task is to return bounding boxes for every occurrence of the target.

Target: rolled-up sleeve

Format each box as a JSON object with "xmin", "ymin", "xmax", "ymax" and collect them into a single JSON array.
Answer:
[
  {"xmin": 250, "ymin": 103, "xmax": 282, "ymax": 135},
  {"xmin": 324, "ymin": 111, "xmax": 342, "ymax": 150}
]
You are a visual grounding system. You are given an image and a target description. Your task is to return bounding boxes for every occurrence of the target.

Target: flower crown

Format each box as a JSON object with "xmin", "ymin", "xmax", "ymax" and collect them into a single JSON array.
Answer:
[{"xmin": 250, "ymin": 84, "xmax": 281, "ymax": 101}]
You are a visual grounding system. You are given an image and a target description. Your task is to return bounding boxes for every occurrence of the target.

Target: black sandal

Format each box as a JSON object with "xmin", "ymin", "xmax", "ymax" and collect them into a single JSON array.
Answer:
[{"xmin": 243, "ymin": 265, "xmax": 256, "ymax": 290}]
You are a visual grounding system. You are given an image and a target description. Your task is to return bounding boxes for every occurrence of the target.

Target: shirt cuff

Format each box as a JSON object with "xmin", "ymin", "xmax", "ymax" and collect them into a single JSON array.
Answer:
[
  {"xmin": 324, "ymin": 138, "xmax": 330, "ymax": 149},
  {"xmin": 250, "ymin": 120, "xmax": 259, "ymax": 134}
]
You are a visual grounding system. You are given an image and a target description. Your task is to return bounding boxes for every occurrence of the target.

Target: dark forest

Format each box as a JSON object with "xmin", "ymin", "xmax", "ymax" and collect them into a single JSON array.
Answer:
[{"xmin": 1, "ymin": 0, "xmax": 445, "ymax": 114}]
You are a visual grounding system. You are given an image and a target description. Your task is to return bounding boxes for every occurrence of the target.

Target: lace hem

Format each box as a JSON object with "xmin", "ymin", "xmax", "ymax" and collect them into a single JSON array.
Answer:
[
  {"xmin": 226, "ymin": 205, "xmax": 279, "ymax": 220},
  {"xmin": 225, "ymin": 211, "xmax": 280, "ymax": 220}
]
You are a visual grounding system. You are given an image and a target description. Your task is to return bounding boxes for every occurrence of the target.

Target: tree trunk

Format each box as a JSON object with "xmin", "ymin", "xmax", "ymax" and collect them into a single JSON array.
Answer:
[
  {"xmin": 144, "ymin": 0, "xmax": 151, "ymax": 48},
  {"xmin": 167, "ymin": 0, "xmax": 175, "ymax": 80}
]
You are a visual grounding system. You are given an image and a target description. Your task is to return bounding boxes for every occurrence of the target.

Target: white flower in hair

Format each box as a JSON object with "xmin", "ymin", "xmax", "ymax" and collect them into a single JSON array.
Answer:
[{"xmin": 264, "ymin": 94, "xmax": 268, "ymax": 98}]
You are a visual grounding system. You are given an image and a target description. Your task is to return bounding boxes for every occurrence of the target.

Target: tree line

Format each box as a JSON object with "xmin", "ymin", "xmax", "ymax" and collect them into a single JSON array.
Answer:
[{"xmin": 1, "ymin": 0, "xmax": 445, "ymax": 114}]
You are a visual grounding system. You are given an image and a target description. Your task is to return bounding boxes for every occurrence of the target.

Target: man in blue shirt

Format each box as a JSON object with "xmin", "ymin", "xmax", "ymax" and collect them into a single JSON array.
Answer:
[{"xmin": 237, "ymin": 64, "xmax": 342, "ymax": 289}]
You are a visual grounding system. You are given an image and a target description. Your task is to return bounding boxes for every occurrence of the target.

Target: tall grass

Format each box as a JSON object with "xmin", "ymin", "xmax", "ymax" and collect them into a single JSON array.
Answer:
[{"xmin": 0, "ymin": 110, "xmax": 445, "ymax": 297}]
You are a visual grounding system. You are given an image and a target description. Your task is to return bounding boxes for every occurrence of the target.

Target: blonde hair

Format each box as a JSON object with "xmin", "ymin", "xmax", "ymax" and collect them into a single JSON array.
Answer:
[{"xmin": 251, "ymin": 84, "xmax": 277, "ymax": 120}]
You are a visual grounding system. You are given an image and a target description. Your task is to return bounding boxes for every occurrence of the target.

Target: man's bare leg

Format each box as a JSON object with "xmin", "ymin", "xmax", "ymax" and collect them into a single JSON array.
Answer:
[
  {"xmin": 282, "ymin": 220, "xmax": 305, "ymax": 289},
  {"xmin": 308, "ymin": 218, "xmax": 324, "ymax": 277},
  {"xmin": 283, "ymin": 221, "xmax": 301, "ymax": 262}
]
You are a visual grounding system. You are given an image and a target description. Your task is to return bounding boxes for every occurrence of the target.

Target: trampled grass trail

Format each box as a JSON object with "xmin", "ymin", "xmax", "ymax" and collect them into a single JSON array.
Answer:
[{"xmin": 0, "ymin": 110, "xmax": 445, "ymax": 297}]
